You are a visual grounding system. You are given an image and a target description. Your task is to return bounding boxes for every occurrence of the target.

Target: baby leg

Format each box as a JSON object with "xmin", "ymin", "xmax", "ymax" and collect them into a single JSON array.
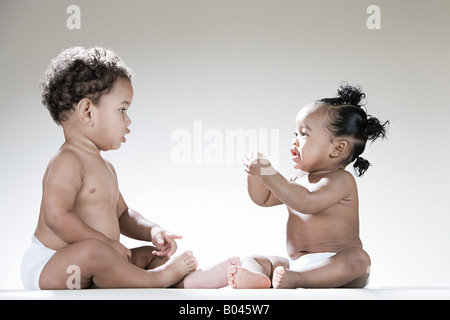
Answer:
[
  {"xmin": 130, "ymin": 245, "xmax": 169, "ymax": 270},
  {"xmin": 39, "ymin": 239, "xmax": 197, "ymax": 289},
  {"xmin": 181, "ymin": 256, "xmax": 241, "ymax": 288},
  {"xmin": 273, "ymin": 248, "xmax": 371, "ymax": 289},
  {"xmin": 227, "ymin": 255, "xmax": 289, "ymax": 289}
]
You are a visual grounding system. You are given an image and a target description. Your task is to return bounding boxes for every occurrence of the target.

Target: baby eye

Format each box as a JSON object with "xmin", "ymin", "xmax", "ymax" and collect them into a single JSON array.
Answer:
[
  {"xmin": 120, "ymin": 108, "xmax": 126, "ymax": 113},
  {"xmin": 293, "ymin": 131, "xmax": 298, "ymax": 137}
]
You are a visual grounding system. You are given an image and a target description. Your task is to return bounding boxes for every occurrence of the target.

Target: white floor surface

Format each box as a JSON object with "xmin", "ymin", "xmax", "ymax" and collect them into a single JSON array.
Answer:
[{"xmin": 1, "ymin": 287, "xmax": 449, "ymax": 300}]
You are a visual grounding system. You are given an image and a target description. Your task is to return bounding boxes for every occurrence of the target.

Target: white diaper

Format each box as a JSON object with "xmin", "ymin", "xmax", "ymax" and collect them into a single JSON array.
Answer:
[
  {"xmin": 21, "ymin": 235, "xmax": 57, "ymax": 290},
  {"xmin": 289, "ymin": 252, "xmax": 336, "ymax": 271}
]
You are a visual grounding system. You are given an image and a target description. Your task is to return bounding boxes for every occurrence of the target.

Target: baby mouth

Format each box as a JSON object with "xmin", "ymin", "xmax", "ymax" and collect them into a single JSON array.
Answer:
[{"xmin": 122, "ymin": 129, "xmax": 131, "ymax": 143}]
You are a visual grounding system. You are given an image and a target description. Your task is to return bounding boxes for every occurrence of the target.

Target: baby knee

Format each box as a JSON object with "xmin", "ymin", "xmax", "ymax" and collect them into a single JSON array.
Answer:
[
  {"xmin": 349, "ymin": 248, "xmax": 371, "ymax": 274},
  {"xmin": 77, "ymin": 239, "xmax": 114, "ymax": 263}
]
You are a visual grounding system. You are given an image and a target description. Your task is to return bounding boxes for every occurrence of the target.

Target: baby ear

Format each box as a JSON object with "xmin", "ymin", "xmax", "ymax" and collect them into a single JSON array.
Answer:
[
  {"xmin": 330, "ymin": 139, "xmax": 349, "ymax": 158},
  {"xmin": 76, "ymin": 98, "xmax": 95, "ymax": 126}
]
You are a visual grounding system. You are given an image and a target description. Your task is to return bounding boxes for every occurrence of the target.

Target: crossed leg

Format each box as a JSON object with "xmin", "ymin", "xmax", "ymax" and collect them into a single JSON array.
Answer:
[
  {"xmin": 273, "ymin": 248, "xmax": 371, "ymax": 288},
  {"xmin": 273, "ymin": 248, "xmax": 371, "ymax": 289},
  {"xmin": 39, "ymin": 239, "xmax": 197, "ymax": 289},
  {"xmin": 228, "ymin": 248, "xmax": 371, "ymax": 289}
]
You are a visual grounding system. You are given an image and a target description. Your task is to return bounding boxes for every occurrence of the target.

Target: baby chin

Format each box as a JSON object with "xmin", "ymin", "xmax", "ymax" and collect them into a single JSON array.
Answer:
[{"xmin": 291, "ymin": 155, "xmax": 302, "ymax": 169}]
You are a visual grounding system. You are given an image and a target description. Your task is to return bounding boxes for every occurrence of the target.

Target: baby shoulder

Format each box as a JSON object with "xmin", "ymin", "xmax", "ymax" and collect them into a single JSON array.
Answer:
[
  {"xmin": 45, "ymin": 148, "xmax": 83, "ymax": 179},
  {"xmin": 325, "ymin": 169, "xmax": 357, "ymax": 190}
]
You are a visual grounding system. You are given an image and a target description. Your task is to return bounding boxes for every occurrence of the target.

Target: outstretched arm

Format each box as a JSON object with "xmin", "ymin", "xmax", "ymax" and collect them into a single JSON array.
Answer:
[
  {"xmin": 243, "ymin": 153, "xmax": 282, "ymax": 207},
  {"xmin": 261, "ymin": 171, "xmax": 350, "ymax": 214},
  {"xmin": 244, "ymin": 153, "xmax": 351, "ymax": 214}
]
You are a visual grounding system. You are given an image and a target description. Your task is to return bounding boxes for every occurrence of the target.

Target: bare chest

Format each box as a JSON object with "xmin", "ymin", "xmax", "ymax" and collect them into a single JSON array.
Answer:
[
  {"xmin": 78, "ymin": 162, "xmax": 119, "ymax": 204},
  {"xmin": 72, "ymin": 158, "xmax": 120, "ymax": 237}
]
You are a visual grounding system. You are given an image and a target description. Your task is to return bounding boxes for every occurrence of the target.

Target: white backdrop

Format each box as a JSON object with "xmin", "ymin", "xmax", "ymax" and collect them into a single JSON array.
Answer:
[{"xmin": 1, "ymin": 0, "xmax": 449, "ymax": 288}]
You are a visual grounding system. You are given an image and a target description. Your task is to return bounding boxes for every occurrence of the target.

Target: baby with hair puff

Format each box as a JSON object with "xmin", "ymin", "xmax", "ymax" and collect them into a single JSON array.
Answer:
[{"xmin": 228, "ymin": 84, "xmax": 389, "ymax": 289}]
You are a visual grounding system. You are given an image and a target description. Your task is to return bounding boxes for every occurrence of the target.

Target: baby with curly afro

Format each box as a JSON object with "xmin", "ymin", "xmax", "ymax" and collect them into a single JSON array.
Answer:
[
  {"xmin": 41, "ymin": 47, "xmax": 134, "ymax": 125},
  {"xmin": 22, "ymin": 47, "xmax": 240, "ymax": 290}
]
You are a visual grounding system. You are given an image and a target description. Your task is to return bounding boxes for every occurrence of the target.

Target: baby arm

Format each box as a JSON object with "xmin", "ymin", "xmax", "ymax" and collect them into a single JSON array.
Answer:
[
  {"xmin": 243, "ymin": 153, "xmax": 282, "ymax": 207},
  {"xmin": 117, "ymin": 193, "xmax": 182, "ymax": 257},
  {"xmin": 244, "ymin": 153, "xmax": 351, "ymax": 214}
]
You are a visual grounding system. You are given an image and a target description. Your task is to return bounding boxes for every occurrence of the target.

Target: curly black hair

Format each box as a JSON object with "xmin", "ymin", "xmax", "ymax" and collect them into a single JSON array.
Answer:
[
  {"xmin": 317, "ymin": 83, "xmax": 389, "ymax": 176},
  {"xmin": 41, "ymin": 47, "xmax": 134, "ymax": 125}
]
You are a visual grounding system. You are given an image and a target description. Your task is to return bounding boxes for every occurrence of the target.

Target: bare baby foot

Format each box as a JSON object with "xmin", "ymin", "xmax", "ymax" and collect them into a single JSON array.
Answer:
[
  {"xmin": 152, "ymin": 251, "xmax": 198, "ymax": 287},
  {"xmin": 272, "ymin": 266, "xmax": 300, "ymax": 289},
  {"xmin": 183, "ymin": 256, "xmax": 241, "ymax": 288},
  {"xmin": 227, "ymin": 265, "xmax": 271, "ymax": 289}
]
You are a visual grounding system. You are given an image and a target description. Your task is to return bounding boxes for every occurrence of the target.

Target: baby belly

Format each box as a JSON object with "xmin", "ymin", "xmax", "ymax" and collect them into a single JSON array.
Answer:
[
  {"xmin": 286, "ymin": 214, "xmax": 362, "ymax": 259},
  {"xmin": 78, "ymin": 210, "xmax": 121, "ymax": 241},
  {"xmin": 91, "ymin": 219, "xmax": 120, "ymax": 240},
  {"xmin": 286, "ymin": 236, "xmax": 362, "ymax": 260},
  {"xmin": 287, "ymin": 240, "xmax": 337, "ymax": 259}
]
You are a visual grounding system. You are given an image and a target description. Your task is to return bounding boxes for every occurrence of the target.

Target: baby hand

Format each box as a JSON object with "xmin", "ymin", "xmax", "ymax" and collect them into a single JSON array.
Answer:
[
  {"xmin": 242, "ymin": 152, "xmax": 277, "ymax": 178},
  {"xmin": 151, "ymin": 227, "xmax": 182, "ymax": 258}
]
